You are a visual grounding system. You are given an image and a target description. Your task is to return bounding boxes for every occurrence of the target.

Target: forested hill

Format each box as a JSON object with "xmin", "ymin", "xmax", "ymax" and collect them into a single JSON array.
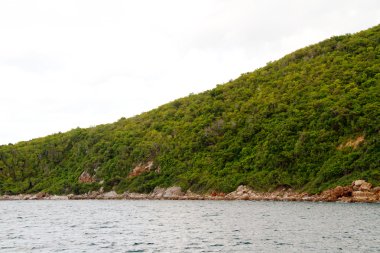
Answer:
[{"xmin": 1, "ymin": 25, "xmax": 379, "ymax": 195}]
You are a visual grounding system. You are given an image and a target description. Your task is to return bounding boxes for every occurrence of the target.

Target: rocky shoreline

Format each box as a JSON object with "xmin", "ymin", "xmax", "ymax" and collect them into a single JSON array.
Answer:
[{"xmin": 1, "ymin": 180, "xmax": 379, "ymax": 203}]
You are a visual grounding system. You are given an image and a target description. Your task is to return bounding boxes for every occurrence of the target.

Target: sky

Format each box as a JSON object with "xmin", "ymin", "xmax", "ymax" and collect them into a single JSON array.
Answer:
[{"xmin": 0, "ymin": 0, "xmax": 380, "ymax": 145}]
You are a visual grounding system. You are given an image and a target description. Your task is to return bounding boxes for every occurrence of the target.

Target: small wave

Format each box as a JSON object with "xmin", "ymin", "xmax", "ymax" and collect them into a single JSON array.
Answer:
[
  {"xmin": 235, "ymin": 241, "xmax": 252, "ymax": 245},
  {"xmin": 210, "ymin": 244, "xmax": 224, "ymax": 247}
]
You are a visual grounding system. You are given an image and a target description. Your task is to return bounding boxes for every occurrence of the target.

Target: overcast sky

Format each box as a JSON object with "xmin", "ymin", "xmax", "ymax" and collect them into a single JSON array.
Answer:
[{"xmin": 1, "ymin": 0, "xmax": 379, "ymax": 145}]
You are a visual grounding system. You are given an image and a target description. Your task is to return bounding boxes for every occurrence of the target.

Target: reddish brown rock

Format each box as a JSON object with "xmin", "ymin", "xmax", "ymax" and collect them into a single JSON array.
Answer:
[
  {"xmin": 319, "ymin": 190, "xmax": 337, "ymax": 201},
  {"xmin": 1, "ymin": 179, "xmax": 378, "ymax": 202},
  {"xmin": 339, "ymin": 196, "xmax": 354, "ymax": 203},
  {"xmin": 369, "ymin": 187, "xmax": 380, "ymax": 201},
  {"xmin": 359, "ymin": 182, "xmax": 372, "ymax": 191},
  {"xmin": 36, "ymin": 192, "xmax": 49, "ymax": 199},
  {"xmin": 128, "ymin": 161, "xmax": 154, "ymax": 178},
  {"xmin": 351, "ymin": 179, "xmax": 372, "ymax": 191},
  {"xmin": 352, "ymin": 191, "xmax": 377, "ymax": 202},
  {"xmin": 226, "ymin": 185, "xmax": 255, "ymax": 200},
  {"xmin": 210, "ymin": 191, "xmax": 226, "ymax": 197},
  {"xmin": 352, "ymin": 180, "xmax": 366, "ymax": 190},
  {"xmin": 331, "ymin": 186, "xmax": 345, "ymax": 199},
  {"xmin": 352, "ymin": 191, "xmax": 373, "ymax": 197},
  {"xmin": 319, "ymin": 186, "xmax": 352, "ymax": 201},
  {"xmin": 78, "ymin": 171, "xmax": 95, "ymax": 183}
]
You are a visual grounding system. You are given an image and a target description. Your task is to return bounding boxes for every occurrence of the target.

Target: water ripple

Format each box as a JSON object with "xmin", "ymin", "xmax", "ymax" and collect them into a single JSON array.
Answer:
[{"xmin": 0, "ymin": 200, "xmax": 379, "ymax": 252}]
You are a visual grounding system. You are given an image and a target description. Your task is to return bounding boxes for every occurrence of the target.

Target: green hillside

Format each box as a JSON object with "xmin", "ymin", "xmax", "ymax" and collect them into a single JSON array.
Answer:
[{"xmin": 1, "ymin": 25, "xmax": 379, "ymax": 195}]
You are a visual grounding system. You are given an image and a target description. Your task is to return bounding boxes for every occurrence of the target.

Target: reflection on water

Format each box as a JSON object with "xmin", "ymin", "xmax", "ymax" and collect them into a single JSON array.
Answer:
[{"xmin": 0, "ymin": 200, "xmax": 379, "ymax": 252}]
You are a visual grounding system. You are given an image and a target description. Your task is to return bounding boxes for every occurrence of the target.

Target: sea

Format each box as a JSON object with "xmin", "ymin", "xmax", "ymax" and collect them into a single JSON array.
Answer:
[{"xmin": 0, "ymin": 200, "xmax": 379, "ymax": 252}]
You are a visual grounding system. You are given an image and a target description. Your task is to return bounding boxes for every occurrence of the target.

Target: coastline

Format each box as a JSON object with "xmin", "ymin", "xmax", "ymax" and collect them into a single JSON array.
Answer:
[{"xmin": 1, "ymin": 180, "xmax": 379, "ymax": 203}]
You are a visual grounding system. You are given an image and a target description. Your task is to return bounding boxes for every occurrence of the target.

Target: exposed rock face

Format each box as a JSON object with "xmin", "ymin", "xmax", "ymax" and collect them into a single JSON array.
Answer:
[
  {"xmin": 226, "ymin": 185, "xmax": 255, "ymax": 200},
  {"xmin": 318, "ymin": 180, "xmax": 377, "ymax": 202},
  {"xmin": 163, "ymin": 186, "xmax": 184, "ymax": 198},
  {"xmin": 124, "ymin": 192, "xmax": 149, "ymax": 199},
  {"xmin": 319, "ymin": 186, "xmax": 353, "ymax": 201},
  {"xmin": 185, "ymin": 189, "xmax": 204, "ymax": 200},
  {"xmin": 35, "ymin": 192, "xmax": 49, "ymax": 199},
  {"xmin": 102, "ymin": 191, "xmax": 119, "ymax": 199},
  {"xmin": 351, "ymin": 179, "xmax": 372, "ymax": 191},
  {"xmin": 1, "ymin": 179, "xmax": 378, "ymax": 202},
  {"xmin": 337, "ymin": 135, "xmax": 364, "ymax": 150},
  {"xmin": 128, "ymin": 161, "xmax": 154, "ymax": 178},
  {"xmin": 372, "ymin": 187, "xmax": 380, "ymax": 194},
  {"xmin": 78, "ymin": 171, "xmax": 95, "ymax": 183},
  {"xmin": 360, "ymin": 182, "xmax": 372, "ymax": 191},
  {"xmin": 225, "ymin": 185, "xmax": 303, "ymax": 201},
  {"xmin": 150, "ymin": 187, "xmax": 165, "ymax": 198},
  {"xmin": 352, "ymin": 191, "xmax": 377, "ymax": 202},
  {"xmin": 352, "ymin": 180, "xmax": 366, "ymax": 190},
  {"xmin": 149, "ymin": 186, "xmax": 184, "ymax": 199}
]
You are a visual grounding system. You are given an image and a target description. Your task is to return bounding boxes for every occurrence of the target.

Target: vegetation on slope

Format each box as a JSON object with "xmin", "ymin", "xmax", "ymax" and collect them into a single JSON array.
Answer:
[{"xmin": 0, "ymin": 24, "xmax": 379, "ymax": 195}]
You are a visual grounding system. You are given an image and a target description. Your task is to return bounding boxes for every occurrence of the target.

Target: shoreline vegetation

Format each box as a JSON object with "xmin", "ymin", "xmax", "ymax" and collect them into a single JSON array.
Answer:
[
  {"xmin": 0, "ymin": 25, "xmax": 379, "ymax": 197},
  {"xmin": 1, "ymin": 180, "xmax": 379, "ymax": 203}
]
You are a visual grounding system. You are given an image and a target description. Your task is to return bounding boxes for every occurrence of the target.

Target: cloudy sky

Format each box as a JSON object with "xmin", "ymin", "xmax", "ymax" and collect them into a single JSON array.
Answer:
[{"xmin": 1, "ymin": 0, "xmax": 379, "ymax": 145}]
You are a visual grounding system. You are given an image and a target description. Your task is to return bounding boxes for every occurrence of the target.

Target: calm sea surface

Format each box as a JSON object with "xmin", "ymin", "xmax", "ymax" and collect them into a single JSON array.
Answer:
[{"xmin": 0, "ymin": 200, "xmax": 379, "ymax": 252}]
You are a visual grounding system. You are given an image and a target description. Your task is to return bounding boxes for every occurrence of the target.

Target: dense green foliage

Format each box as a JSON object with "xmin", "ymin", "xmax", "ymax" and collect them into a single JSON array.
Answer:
[{"xmin": 1, "ymin": 25, "xmax": 379, "ymax": 195}]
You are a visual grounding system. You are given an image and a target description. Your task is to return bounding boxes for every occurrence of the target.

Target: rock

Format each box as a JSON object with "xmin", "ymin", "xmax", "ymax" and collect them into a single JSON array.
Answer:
[
  {"xmin": 319, "ymin": 186, "xmax": 352, "ymax": 201},
  {"xmin": 236, "ymin": 185, "xmax": 252, "ymax": 195},
  {"xmin": 351, "ymin": 180, "xmax": 372, "ymax": 191},
  {"xmin": 22, "ymin": 195, "xmax": 31, "ymax": 200},
  {"xmin": 352, "ymin": 180, "xmax": 366, "ymax": 190},
  {"xmin": 48, "ymin": 195, "xmax": 69, "ymax": 200},
  {"xmin": 301, "ymin": 195, "xmax": 314, "ymax": 201},
  {"xmin": 226, "ymin": 185, "xmax": 254, "ymax": 199},
  {"xmin": 239, "ymin": 193, "xmax": 250, "ymax": 200},
  {"xmin": 102, "ymin": 191, "xmax": 121, "ymax": 199},
  {"xmin": 185, "ymin": 189, "xmax": 203, "ymax": 200},
  {"xmin": 359, "ymin": 182, "xmax": 372, "ymax": 191},
  {"xmin": 1, "ymin": 180, "xmax": 377, "ymax": 202},
  {"xmin": 333, "ymin": 186, "xmax": 344, "ymax": 197},
  {"xmin": 163, "ymin": 186, "xmax": 184, "ymax": 199},
  {"xmin": 87, "ymin": 191, "xmax": 100, "ymax": 199},
  {"xmin": 339, "ymin": 197, "xmax": 354, "ymax": 203},
  {"xmin": 352, "ymin": 191, "xmax": 374, "ymax": 197},
  {"xmin": 78, "ymin": 171, "xmax": 95, "ymax": 183},
  {"xmin": 210, "ymin": 191, "xmax": 226, "ymax": 198},
  {"xmin": 128, "ymin": 161, "xmax": 154, "ymax": 178},
  {"xmin": 29, "ymin": 192, "xmax": 45, "ymax": 200},
  {"xmin": 371, "ymin": 187, "xmax": 380, "ymax": 194},
  {"xmin": 151, "ymin": 187, "xmax": 166, "ymax": 198},
  {"xmin": 334, "ymin": 186, "xmax": 352, "ymax": 198},
  {"xmin": 352, "ymin": 191, "xmax": 377, "ymax": 202},
  {"xmin": 36, "ymin": 192, "xmax": 49, "ymax": 199},
  {"xmin": 124, "ymin": 192, "xmax": 149, "ymax": 199}
]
